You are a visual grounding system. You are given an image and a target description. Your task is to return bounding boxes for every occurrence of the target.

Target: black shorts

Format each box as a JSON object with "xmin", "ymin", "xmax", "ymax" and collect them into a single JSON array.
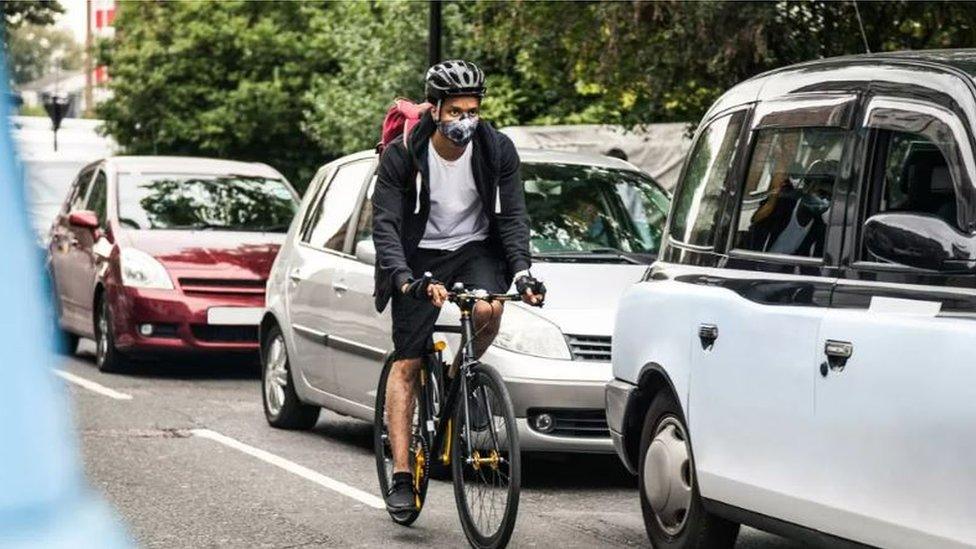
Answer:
[{"xmin": 391, "ymin": 240, "xmax": 508, "ymax": 360}]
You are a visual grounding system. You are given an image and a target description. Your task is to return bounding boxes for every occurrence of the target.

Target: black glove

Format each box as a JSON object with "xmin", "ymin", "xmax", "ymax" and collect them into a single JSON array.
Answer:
[
  {"xmin": 515, "ymin": 273, "xmax": 546, "ymax": 303},
  {"xmin": 403, "ymin": 272, "xmax": 435, "ymax": 300}
]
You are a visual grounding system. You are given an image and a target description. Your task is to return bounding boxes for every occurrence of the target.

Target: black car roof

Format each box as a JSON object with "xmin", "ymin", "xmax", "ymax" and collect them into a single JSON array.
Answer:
[
  {"xmin": 705, "ymin": 49, "xmax": 976, "ymax": 120},
  {"xmin": 763, "ymin": 49, "xmax": 976, "ymax": 80}
]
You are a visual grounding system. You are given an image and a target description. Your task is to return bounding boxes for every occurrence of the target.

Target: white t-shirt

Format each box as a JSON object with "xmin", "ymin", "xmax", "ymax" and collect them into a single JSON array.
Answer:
[{"xmin": 419, "ymin": 140, "xmax": 489, "ymax": 250}]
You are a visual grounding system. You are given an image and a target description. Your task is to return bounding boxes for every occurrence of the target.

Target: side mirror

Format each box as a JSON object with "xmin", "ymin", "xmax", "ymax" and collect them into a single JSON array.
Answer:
[
  {"xmin": 68, "ymin": 210, "xmax": 99, "ymax": 231},
  {"xmin": 355, "ymin": 239, "xmax": 376, "ymax": 265},
  {"xmin": 863, "ymin": 212, "xmax": 976, "ymax": 272}
]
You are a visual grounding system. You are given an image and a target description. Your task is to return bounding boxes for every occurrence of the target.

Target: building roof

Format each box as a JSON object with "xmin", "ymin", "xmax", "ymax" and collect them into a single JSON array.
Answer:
[{"xmin": 18, "ymin": 70, "xmax": 86, "ymax": 93}]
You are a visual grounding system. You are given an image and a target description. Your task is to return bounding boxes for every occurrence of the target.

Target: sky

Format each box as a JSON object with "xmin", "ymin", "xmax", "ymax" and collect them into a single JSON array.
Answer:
[{"xmin": 56, "ymin": 0, "xmax": 88, "ymax": 44}]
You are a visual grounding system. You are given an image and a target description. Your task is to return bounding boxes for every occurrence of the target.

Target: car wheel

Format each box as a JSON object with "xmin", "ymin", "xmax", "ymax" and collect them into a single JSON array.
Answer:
[
  {"xmin": 95, "ymin": 297, "xmax": 129, "ymax": 373},
  {"xmin": 262, "ymin": 324, "xmax": 319, "ymax": 430},
  {"xmin": 639, "ymin": 391, "xmax": 739, "ymax": 548}
]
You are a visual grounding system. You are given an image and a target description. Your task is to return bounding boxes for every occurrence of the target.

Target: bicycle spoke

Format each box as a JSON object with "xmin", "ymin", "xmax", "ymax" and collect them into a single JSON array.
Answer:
[{"xmin": 457, "ymin": 371, "xmax": 516, "ymax": 539}]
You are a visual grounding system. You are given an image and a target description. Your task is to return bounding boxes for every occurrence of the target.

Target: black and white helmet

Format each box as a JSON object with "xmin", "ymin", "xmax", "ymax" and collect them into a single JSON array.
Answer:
[{"xmin": 425, "ymin": 59, "xmax": 486, "ymax": 103}]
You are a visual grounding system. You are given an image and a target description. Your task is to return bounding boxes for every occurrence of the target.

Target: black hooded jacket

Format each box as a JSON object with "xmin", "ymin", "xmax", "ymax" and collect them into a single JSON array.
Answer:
[{"xmin": 371, "ymin": 112, "xmax": 531, "ymax": 313}]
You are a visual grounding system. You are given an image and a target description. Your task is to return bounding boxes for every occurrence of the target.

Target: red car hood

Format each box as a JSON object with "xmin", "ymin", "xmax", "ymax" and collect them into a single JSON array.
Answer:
[{"xmin": 117, "ymin": 229, "xmax": 285, "ymax": 280}]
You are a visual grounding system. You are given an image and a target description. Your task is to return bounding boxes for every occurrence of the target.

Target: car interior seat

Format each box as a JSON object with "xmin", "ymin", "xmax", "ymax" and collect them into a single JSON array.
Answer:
[{"xmin": 900, "ymin": 147, "xmax": 958, "ymax": 228}]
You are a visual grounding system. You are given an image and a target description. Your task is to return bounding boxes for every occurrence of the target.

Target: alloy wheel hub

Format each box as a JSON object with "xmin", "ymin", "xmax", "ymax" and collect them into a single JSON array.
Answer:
[
  {"xmin": 264, "ymin": 336, "xmax": 288, "ymax": 415},
  {"xmin": 97, "ymin": 305, "xmax": 109, "ymax": 364}
]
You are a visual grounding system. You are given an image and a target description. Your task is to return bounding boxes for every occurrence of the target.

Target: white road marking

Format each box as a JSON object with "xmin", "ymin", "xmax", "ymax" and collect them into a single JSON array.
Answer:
[
  {"xmin": 54, "ymin": 369, "xmax": 133, "ymax": 400},
  {"xmin": 191, "ymin": 428, "xmax": 385, "ymax": 510}
]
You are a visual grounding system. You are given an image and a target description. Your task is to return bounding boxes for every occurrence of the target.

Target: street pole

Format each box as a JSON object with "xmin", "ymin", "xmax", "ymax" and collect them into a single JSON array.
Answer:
[
  {"xmin": 84, "ymin": 0, "xmax": 93, "ymax": 116},
  {"xmin": 428, "ymin": 0, "xmax": 442, "ymax": 68}
]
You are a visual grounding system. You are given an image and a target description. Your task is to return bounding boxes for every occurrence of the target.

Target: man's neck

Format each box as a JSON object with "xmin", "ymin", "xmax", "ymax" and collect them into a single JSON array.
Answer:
[{"xmin": 431, "ymin": 130, "xmax": 465, "ymax": 162}]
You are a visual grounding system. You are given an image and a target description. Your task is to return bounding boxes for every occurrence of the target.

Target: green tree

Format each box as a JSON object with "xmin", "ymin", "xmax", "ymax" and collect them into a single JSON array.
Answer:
[
  {"xmin": 299, "ymin": 1, "xmax": 537, "ymax": 154},
  {"xmin": 462, "ymin": 1, "xmax": 976, "ymax": 128},
  {"xmin": 95, "ymin": 0, "xmax": 976, "ymax": 188},
  {"xmin": 6, "ymin": 24, "xmax": 82, "ymax": 85},
  {"xmin": 2, "ymin": 0, "xmax": 63, "ymax": 30},
  {"xmin": 301, "ymin": 2, "xmax": 427, "ymax": 155},
  {"xmin": 97, "ymin": 0, "xmax": 338, "ymax": 189}
]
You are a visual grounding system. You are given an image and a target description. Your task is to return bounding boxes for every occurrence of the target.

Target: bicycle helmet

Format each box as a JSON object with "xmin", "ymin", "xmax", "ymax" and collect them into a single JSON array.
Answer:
[{"xmin": 425, "ymin": 59, "xmax": 486, "ymax": 103}]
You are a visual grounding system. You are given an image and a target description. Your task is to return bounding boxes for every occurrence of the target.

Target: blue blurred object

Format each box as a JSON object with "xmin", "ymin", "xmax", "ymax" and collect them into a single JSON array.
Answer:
[{"xmin": 0, "ymin": 43, "xmax": 130, "ymax": 549}]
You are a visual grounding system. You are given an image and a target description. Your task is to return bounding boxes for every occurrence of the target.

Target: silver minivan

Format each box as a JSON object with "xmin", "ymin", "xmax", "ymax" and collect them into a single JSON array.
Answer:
[{"xmin": 259, "ymin": 148, "xmax": 669, "ymax": 453}]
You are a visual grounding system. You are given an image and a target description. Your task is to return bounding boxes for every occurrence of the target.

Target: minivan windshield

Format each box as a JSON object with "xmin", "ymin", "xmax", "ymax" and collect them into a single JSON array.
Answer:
[
  {"xmin": 523, "ymin": 163, "xmax": 670, "ymax": 261},
  {"xmin": 117, "ymin": 173, "xmax": 297, "ymax": 232}
]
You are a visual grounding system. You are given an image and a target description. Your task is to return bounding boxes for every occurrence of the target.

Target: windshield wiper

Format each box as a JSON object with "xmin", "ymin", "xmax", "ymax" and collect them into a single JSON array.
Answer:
[
  {"xmin": 534, "ymin": 249, "xmax": 644, "ymax": 264},
  {"xmin": 251, "ymin": 223, "xmax": 290, "ymax": 233},
  {"xmin": 168, "ymin": 222, "xmax": 223, "ymax": 231}
]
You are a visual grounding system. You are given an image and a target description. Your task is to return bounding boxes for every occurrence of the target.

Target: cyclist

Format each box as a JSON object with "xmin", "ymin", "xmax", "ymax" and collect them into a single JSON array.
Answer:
[{"xmin": 372, "ymin": 59, "xmax": 545, "ymax": 513}]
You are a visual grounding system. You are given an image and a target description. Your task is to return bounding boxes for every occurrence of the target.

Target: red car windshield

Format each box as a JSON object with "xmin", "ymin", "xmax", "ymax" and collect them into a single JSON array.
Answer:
[{"xmin": 117, "ymin": 173, "xmax": 297, "ymax": 232}]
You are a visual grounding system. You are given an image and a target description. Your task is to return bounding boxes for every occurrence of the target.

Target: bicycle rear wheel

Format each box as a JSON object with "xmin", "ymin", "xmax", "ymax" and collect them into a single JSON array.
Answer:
[
  {"xmin": 451, "ymin": 363, "xmax": 521, "ymax": 548},
  {"xmin": 374, "ymin": 357, "xmax": 431, "ymax": 526}
]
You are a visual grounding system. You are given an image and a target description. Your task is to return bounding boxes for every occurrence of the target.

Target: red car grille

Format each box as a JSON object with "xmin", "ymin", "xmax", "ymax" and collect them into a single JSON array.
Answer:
[{"xmin": 179, "ymin": 278, "xmax": 266, "ymax": 296}]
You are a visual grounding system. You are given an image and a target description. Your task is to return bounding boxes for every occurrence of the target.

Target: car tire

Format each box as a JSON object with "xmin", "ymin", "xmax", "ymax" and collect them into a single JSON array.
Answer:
[
  {"xmin": 262, "ymin": 324, "xmax": 319, "ymax": 430},
  {"xmin": 95, "ymin": 296, "xmax": 129, "ymax": 373},
  {"xmin": 639, "ymin": 391, "xmax": 739, "ymax": 548}
]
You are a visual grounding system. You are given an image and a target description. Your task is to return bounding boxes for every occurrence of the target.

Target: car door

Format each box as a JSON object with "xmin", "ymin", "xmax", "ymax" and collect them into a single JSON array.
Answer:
[
  {"xmin": 75, "ymin": 168, "xmax": 111, "ymax": 334},
  {"xmin": 50, "ymin": 164, "xmax": 97, "ymax": 333},
  {"xmin": 330, "ymin": 169, "xmax": 394, "ymax": 408},
  {"xmin": 287, "ymin": 159, "xmax": 374, "ymax": 393},
  {"xmin": 686, "ymin": 96, "xmax": 855, "ymax": 523},
  {"xmin": 810, "ymin": 97, "xmax": 976, "ymax": 548}
]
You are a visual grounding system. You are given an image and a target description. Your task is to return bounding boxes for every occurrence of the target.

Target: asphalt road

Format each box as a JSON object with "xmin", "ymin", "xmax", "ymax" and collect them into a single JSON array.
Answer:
[{"xmin": 58, "ymin": 340, "xmax": 809, "ymax": 548}]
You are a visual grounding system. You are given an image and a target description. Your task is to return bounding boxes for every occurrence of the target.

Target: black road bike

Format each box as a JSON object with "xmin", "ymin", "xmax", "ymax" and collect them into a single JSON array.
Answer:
[{"xmin": 374, "ymin": 279, "xmax": 521, "ymax": 549}]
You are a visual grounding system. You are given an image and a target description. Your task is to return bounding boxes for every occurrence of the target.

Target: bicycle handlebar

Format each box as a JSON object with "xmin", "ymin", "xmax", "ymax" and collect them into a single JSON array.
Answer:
[{"xmin": 416, "ymin": 272, "xmax": 523, "ymax": 305}]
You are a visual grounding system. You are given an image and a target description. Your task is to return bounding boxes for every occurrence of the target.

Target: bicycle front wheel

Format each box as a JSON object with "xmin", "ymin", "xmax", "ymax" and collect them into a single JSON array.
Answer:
[{"xmin": 451, "ymin": 363, "xmax": 521, "ymax": 548}]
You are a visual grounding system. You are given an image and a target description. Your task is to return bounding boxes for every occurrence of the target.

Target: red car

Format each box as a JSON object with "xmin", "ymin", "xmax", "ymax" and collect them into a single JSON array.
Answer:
[{"xmin": 47, "ymin": 156, "xmax": 299, "ymax": 372}]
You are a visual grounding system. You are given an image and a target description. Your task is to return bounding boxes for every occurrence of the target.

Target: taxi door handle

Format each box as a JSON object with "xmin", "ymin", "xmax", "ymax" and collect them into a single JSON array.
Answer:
[
  {"xmin": 698, "ymin": 323, "xmax": 718, "ymax": 350},
  {"xmin": 820, "ymin": 340, "xmax": 853, "ymax": 377}
]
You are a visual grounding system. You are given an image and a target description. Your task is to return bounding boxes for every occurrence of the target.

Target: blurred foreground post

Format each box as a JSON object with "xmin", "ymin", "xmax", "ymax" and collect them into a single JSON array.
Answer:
[{"xmin": 0, "ymin": 45, "xmax": 129, "ymax": 549}]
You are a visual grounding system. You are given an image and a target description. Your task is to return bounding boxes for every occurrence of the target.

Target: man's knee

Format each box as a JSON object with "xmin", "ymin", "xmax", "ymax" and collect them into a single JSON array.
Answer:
[
  {"xmin": 473, "ymin": 301, "xmax": 503, "ymax": 336},
  {"xmin": 391, "ymin": 358, "xmax": 422, "ymax": 384}
]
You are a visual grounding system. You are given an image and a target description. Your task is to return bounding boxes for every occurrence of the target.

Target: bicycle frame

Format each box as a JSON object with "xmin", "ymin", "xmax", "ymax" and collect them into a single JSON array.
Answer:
[
  {"xmin": 424, "ymin": 291, "xmax": 518, "ymax": 468},
  {"xmin": 430, "ymin": 303, "xmax": 476, "ymax": 466}
]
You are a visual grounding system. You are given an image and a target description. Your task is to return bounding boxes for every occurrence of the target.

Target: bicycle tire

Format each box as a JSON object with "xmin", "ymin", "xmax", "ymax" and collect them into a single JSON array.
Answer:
[
  {"xmin": 451, "ymin": 363, "xmax": 521, "ymax": 548},
  {"xmin": 374, "ymin": 356, "xmax": 431, "ymax": 526}
]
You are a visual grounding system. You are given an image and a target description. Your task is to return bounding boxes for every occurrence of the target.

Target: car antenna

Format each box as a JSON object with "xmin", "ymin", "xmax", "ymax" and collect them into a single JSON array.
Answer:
[{"xmin": 851, "ymin": 0, "xmax": 871, "ymax": 54}]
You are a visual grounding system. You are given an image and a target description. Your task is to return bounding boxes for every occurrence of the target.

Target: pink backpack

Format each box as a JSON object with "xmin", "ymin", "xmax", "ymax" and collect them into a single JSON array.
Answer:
[{"xmin": 377, "ymin": 98, "xmax": 432, "ymax": 153}]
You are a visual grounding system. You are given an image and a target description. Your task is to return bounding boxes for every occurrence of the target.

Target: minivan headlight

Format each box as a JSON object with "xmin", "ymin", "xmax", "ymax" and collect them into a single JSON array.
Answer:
[
  {"xmin": 493, "ymin": 304, "xmax": 571, "ymax": 360},
  {"xmin": 120, "ymin": 248, "xmax": 174, "ymax": 290}
]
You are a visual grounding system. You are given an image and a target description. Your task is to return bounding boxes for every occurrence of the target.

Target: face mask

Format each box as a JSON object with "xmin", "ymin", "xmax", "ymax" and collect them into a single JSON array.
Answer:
[
  {"xmin": 438, "ymin": 114, "xmax": 479, "ymax": 147},
  {"xmin": 800, "ymin": 193, "xmax": 830, "ymax": 216}
]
